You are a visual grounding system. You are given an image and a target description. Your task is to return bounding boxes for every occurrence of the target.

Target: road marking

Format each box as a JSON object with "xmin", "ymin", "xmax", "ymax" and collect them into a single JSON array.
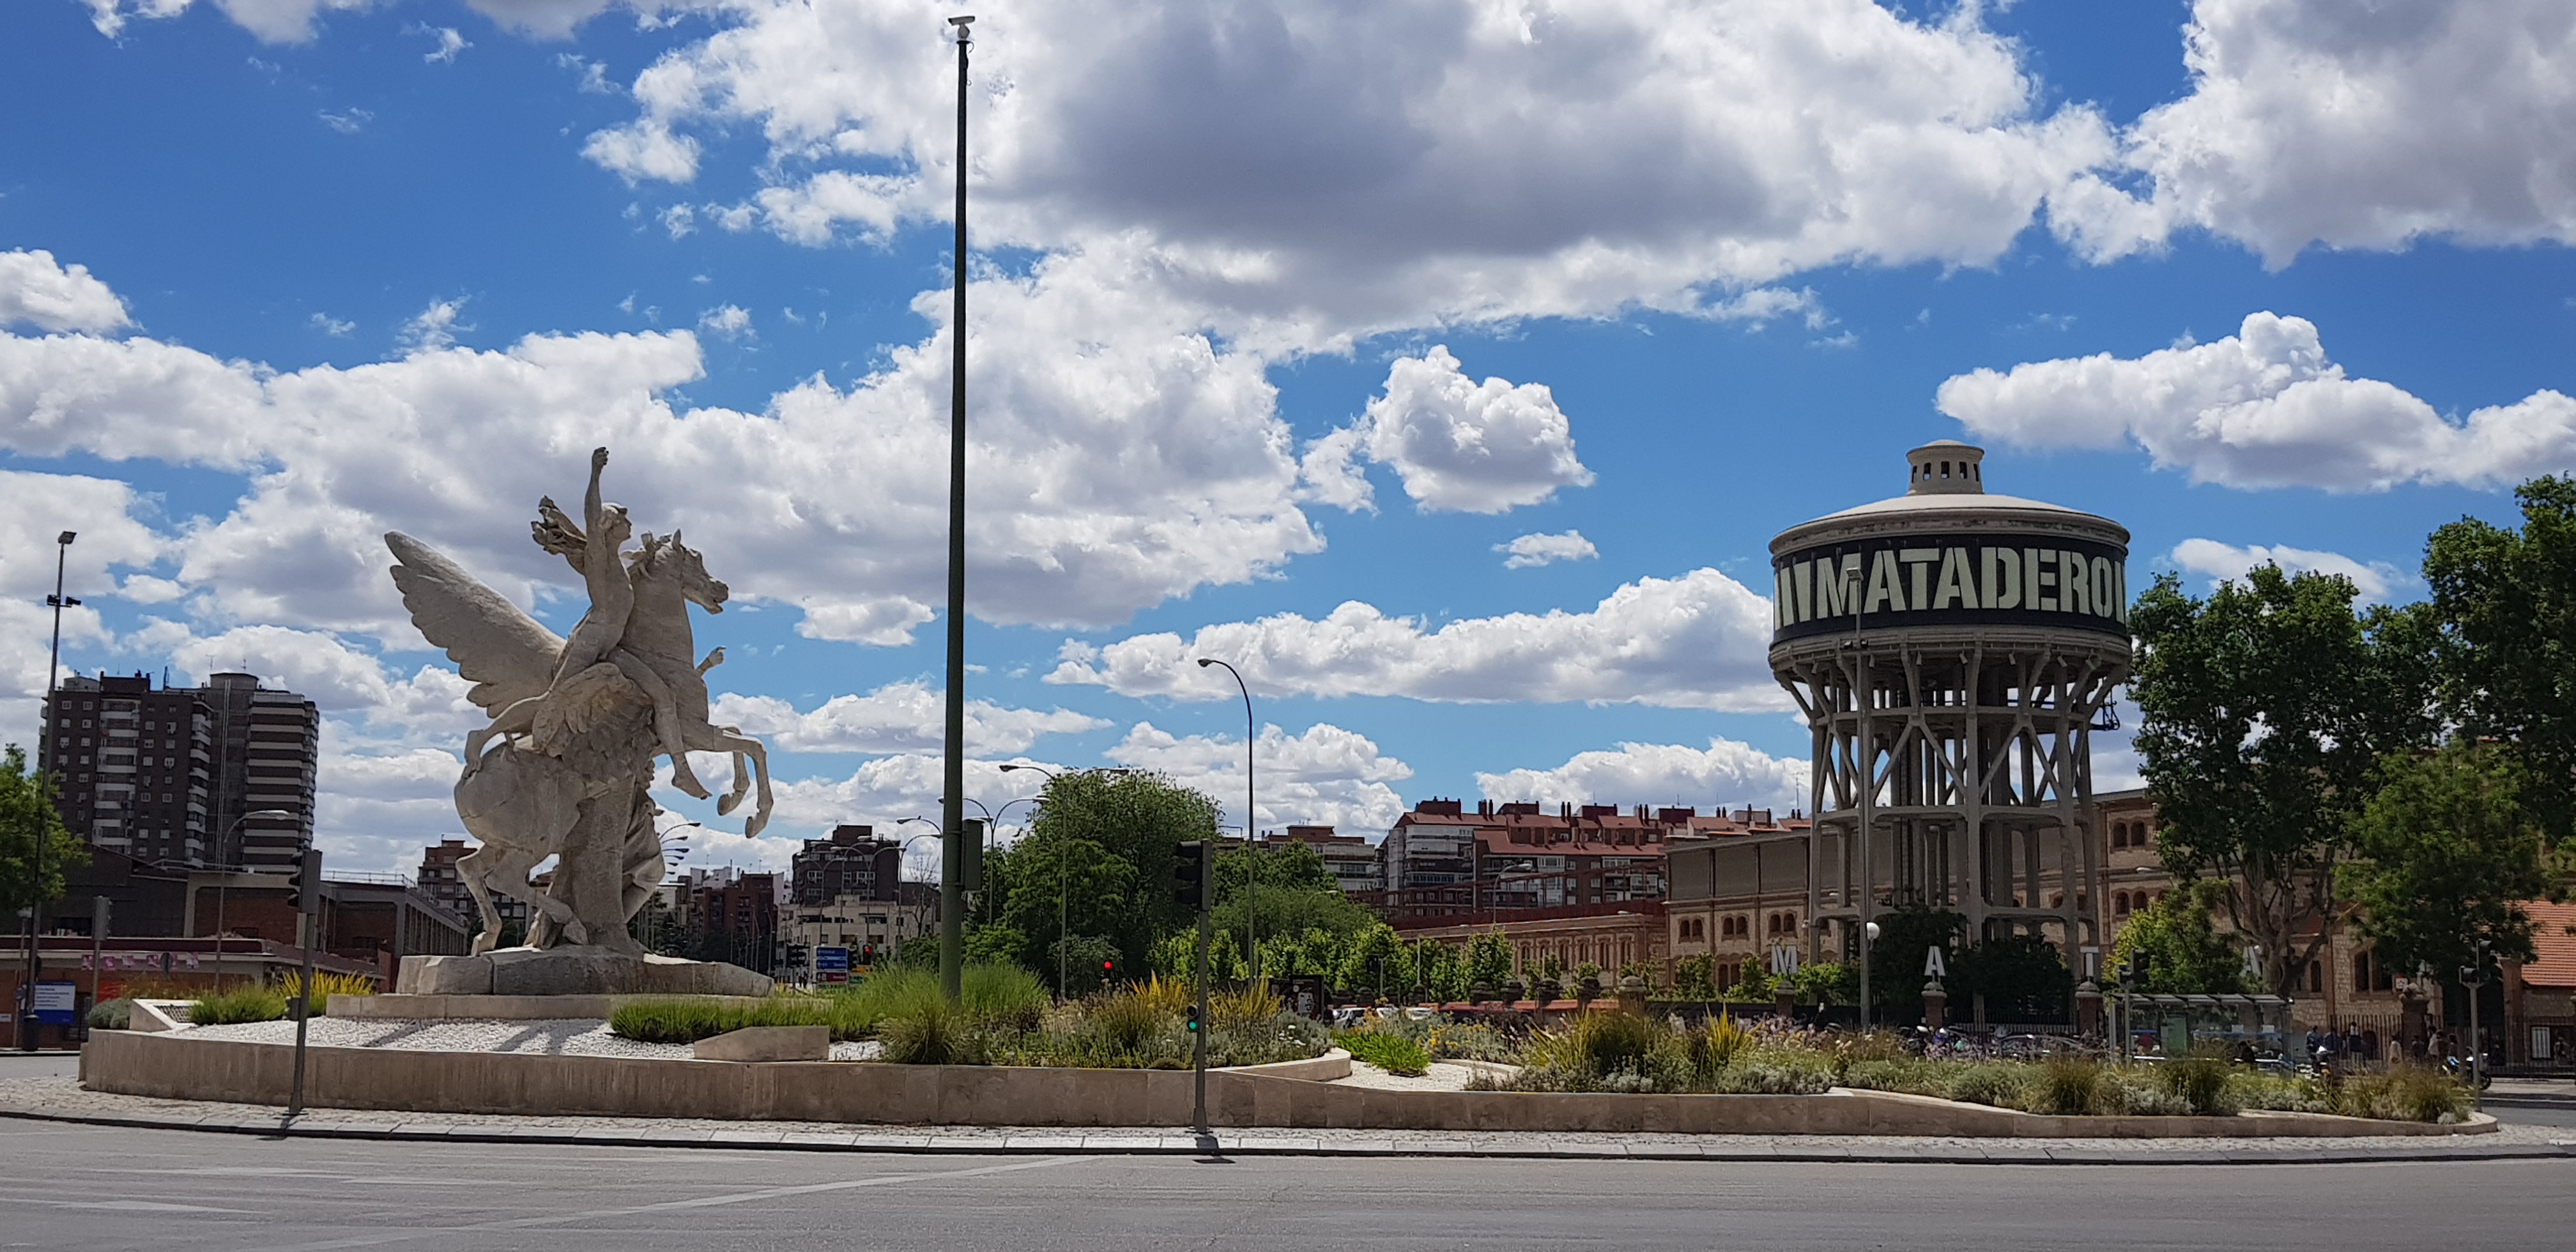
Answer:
[
  {"xmin": 264, "ymin": 1155, "xmax": 1098, "ymax": 1251},
  {"xmin": 0, "ymin": 1196, "xmax": 254, "ymax": 1214}
]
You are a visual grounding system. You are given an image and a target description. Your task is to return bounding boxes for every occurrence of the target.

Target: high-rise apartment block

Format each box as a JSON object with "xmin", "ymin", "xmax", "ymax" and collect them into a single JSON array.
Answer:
[{"xmin": 42, "ymin": 672, "xmax": 319, "ymax": 870}]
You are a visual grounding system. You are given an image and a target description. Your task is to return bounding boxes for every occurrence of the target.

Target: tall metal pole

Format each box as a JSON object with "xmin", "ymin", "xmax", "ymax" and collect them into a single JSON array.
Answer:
[
  {"xmin": 1197, "ymin": 659, "xmax": 1255, "ymax": 987},
  {"xmin": 1192, "ymin": 845, "xmax": 1212, "ymax": 1137},
  {"xmin": 287, "ymin": 845, "xmax": 319, "ymax": 1118},
  {"xmin": 25, "ymin": 532, "xmax": 75, "ymax": 1050},
  {"xmin": 937, "ymin": 13, "xmax": 975, "ymax": 1004}
]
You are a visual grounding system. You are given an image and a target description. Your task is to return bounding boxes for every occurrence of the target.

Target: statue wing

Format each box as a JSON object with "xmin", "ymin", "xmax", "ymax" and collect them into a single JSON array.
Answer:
[{"xmin": 385, "ymin": 531, "xmax": 565, "ymax": 717}]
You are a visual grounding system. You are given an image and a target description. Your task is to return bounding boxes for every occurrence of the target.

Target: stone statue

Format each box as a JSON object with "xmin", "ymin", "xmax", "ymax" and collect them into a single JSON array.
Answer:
[{"xmin": 381, "ymin": 448, "xmax": 776, "ymax": 996}]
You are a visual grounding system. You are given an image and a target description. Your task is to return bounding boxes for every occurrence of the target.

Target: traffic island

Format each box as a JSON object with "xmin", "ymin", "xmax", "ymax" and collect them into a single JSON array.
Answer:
[{"xmin": 76, "ymin": 1030, "xmax": 2493, "ymax": 1138}]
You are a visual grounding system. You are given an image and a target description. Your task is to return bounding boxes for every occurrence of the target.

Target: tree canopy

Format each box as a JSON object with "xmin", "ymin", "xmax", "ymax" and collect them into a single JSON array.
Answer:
[
  {"xmin": 2342, "ymin": 740, "xmax": 2547, "ymax": 974},
  {"xmin": 0, "ymin": 745, "xmax": 80, "ymax": 916},
  {"xmin": 2129, "ymin": 565, "xmax": 2435, "ymax": 996},
  {"xmin": 2424, "ymin": 476, "xmax": 2576, "ymax": 846}
]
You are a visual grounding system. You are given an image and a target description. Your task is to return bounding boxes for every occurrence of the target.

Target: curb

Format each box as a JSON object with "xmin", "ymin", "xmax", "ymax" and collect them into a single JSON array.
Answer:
[{"xmin": 4, "ymin": 1105, "xmax": 2569, "ymax": 1166}]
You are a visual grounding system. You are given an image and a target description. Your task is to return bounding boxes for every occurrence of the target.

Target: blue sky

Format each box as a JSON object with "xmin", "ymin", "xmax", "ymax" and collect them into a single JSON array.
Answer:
[{"xmin": 4, "ymin": 0, "xmax": 2572, "ymax": 877}]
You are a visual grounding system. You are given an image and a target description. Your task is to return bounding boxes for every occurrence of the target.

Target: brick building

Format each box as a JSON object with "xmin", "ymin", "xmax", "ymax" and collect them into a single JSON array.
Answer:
[{"xmin": 415, "ymin": 838, "xmax": 528, "ymax": 938}]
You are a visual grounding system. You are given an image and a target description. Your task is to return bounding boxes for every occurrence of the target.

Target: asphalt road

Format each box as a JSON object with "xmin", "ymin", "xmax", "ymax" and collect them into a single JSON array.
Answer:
[
  {"xmin": 1, "ymin": 1122, "xmax": 2570, "ymax": 1251},
  {"xmin": 0, "ymin": 1052, "xmax": 81, "ymax": 1080}
]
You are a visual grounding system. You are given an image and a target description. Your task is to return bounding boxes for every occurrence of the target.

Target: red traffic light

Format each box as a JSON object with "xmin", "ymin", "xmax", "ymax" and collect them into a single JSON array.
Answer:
[{"xmin": 1101, "ymin": 959, "xmax": 1116, "ymax": 973}]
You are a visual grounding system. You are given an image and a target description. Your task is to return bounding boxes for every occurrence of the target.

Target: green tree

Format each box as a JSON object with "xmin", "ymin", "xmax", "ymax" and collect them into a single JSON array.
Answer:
[
  {"xmin": 1339, "ymin": 921, "xmax": 1406, "ymax": 1000},
  {"xmin": 1791, "ymin": 959, "xmax": 1854, "ymax": 1005},
  {"xmin": 1672, "ymin": 953, "xmax": 1716, "ymax": 999},
  {"xmin": 1009, "ymin": 770, "xmax": 1223, "ymax": 979},
  {"xmin": 2342, "ymin": 741, "xmax": 2548, "ymax": 975},
  {"xmin": 1951, "ymin": 933, "xmax": 2071, "ymax": 1023},
  {"xmin": 1209, "ymin": 841, "xmax": 1374, "ymax": 968},
  {"xmin": 2106, "ymin": 879, "xmax": 2250, "ymax": 995},
  {"xmin": 2129, "ymin": 566, "xmax": 2435, "ymax": 996},
  {"xmin": 2423, "ymin": 477, "xmax": 2576, "ymax": 845},
  {"xmin": 0, "ymin": 745, "xmax": 81, "ymax": 919},
  {"xmin": 1866, "ymin": 904, "xmax": 1966, "ymax": 1023},
  {"xmin": 1000, "ymin": 836, "xmax": 1140, "ymax": 995},
  {"xmin": 1464, "ymin": 930, "xmax": 1514, "ymax": 995}
]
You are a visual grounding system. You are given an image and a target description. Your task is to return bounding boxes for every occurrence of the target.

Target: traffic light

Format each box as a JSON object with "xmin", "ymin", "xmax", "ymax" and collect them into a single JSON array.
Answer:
[
  {"xmin": 1172, "ymin": 840, "xmax": 1207, "ymax": 911},
  {"xmin": 1185, "ymin": 1005, "xmax": 1201, "ymax": 1034},
  {"xmin": 1101, "ymin": 958, "xmax": 1117, "ymax": 982},
  {"xmin": 861, "ymin": 943, "xmax": 877, "ymax": 965},
  {"xmin": 287, "ymin": 847, "xmax": 321, "ymax": 915}
]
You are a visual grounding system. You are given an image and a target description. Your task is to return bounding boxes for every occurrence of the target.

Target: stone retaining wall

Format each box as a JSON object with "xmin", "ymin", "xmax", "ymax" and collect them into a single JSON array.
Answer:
[{"xmin": 77, "ymin": 1031, "xmax": 2490, "ymax": 1138}]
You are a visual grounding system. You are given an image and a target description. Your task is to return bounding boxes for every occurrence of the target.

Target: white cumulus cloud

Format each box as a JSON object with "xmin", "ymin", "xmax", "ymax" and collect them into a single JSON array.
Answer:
[
  {"xmin": 1105, "ymin": 721, "xmax": 1413, "ymax": 835},
  {"xmin": 2168, "ymin": 538, "xmax": 2416, "ymax": 605},
  {"xmin": 2053, "ymin": 0, "xmax": 2576, "ymax": 265},
  {"xmin": 1476, "ymin": 738, "xmax": 1808, "ymax": 814},
  {"xmin": 1304, "ymin": 347, "xmax": 1593, "ymax": 515},
  {"xmin": 1935, "ymin": 312, "xmax": 2576, "ymax": 491},
  {"xmin": 0, "ymin": 250, "xmax": 1325, "ymax": 641},
  {"xmin": 1047, "ymin": 567, "xmax": 1783, "ymax": 712},
  {"xmin": 1497, "ymin": 530, "xmax": 1598, "ymax": 570},
  {"xmin": 710, "ymin": 682, "xmax": 1106, "ymax": 756},
  {"xmin": 0, "ymin": 250, "xmax": 131, "ymax": 334}
]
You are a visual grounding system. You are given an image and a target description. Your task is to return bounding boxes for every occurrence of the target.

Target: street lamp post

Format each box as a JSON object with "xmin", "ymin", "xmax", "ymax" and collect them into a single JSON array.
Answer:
[
  {"xmin": 936, "ymin": 11, "xmax": 976, "ymax": 1005},
  {"xmin": 23, "ymin": 532, "xmax": 76, "ymax": 1050},
  {"xmin": 1195, "ymin": 659, "xmax": 1256, "ymax": 987},
  {"xmin": 208, "ymin": 809, "xmax": 296, "ymax": 990}
]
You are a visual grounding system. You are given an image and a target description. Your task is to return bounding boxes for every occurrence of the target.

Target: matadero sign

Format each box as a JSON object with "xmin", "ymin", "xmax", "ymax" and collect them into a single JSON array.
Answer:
[{"xmin": 1771, "ymin": 533, "xmax": 2129, "ymax": 641}]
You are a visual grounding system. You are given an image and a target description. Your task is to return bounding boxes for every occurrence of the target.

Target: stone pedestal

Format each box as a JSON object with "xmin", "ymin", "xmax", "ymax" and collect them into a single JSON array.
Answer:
[
  {"xmin": 1616, "ymin": 974, "xmax": 1648, "ymax": 1015},
  {"xmin": 399, "ymin": 947, "xmax": 774, "ymax": 997},
  {"xmin": 1922, "ymin": 980, "xmax": 1947, "ymax": 1032},
  {"xmin": 2402, "ymin": 988, "xmax": 2429, "ymax": 1057},
  {"xmin": 2075, "ymin": 979, "xmax": 2103, "ymax": 1037},
  {"xmin": 1774, "ymin": 988, "xmax": 1797, "ymax": 1020}
]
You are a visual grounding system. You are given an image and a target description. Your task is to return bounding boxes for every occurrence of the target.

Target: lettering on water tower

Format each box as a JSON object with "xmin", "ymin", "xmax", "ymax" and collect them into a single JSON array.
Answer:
[{"xmin": 1772, "ymin": 532, "xmax": 2129, "ymax": 643}]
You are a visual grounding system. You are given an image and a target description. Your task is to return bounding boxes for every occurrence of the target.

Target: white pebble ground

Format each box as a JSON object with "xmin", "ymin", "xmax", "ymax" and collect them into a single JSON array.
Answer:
[{"xmin": 181, "ymin": 1018, "xmax": 880, "ymax": 1061}]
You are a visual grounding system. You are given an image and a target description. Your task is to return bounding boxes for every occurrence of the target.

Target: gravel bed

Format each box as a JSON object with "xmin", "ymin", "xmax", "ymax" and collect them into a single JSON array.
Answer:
[
  {"xmin": 1333, "ymin": 1061, "xmax": 1483, "ymax": 1092},
  {"xmin": 178, "ymin": 1018, "xmax": 880, "ymax": 1061}
]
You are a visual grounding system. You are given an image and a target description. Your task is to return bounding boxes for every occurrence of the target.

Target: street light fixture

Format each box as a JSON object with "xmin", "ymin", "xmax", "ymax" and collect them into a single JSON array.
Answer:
[
  {"xmin": 22, "ymin": 532, "xmax": 77, "ymax": 1049},
  {"xmin": 206, "ymin": 809, "xmax": 298, "ymax": 990},
  {"xmin": 1195, "ymin": 658, "xmax": 1257, "ymax": 987}
]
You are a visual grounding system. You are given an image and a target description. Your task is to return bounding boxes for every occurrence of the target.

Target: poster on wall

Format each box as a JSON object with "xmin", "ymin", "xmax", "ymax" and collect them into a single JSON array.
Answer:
[{"xmin": 32, "ymin": 981, "xmax": 79, "ymax": 1025}]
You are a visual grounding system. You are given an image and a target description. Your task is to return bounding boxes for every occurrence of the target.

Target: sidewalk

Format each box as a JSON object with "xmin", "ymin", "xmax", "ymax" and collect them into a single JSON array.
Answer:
[
  {"xmin": 4, "ymin": 1078, "xmax": 2570, "ymax": 1166},
  {"xmin": 2485, "ymin": 1078, "xmax": 2576, "ymax": 1108}
]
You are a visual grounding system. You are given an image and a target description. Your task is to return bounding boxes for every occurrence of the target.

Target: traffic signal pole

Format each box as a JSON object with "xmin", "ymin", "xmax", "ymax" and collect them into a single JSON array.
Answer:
[
  {"xmin": 286, "ymin": 846, "xmax": 320, "ymax": 1119},
  {"xmin": 1192, "ymin": 853, "xmax": 1212, "ymax": 1138}
]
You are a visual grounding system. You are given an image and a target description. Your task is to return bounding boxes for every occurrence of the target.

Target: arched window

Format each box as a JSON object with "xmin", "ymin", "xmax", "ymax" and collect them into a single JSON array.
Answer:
[
  {"xmin": 2113, "ymin": 892, "xmax": 2131, "ymax": 916},
  {"xmin": 2112, "ymin": 823, "xmax": 2128, "ymax": 849},
  {"xmin": 2354, "ymin": 951, "xmax": 2372, "ymax": 994},
  {"xmin": 2306, "ymin": 961, "xmax": 2324, "ymax": 993}
]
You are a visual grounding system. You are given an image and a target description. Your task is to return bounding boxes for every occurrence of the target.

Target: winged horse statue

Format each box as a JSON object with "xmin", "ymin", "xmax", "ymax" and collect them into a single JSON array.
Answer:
[{"xmin": 384, "ymin": 448, "xmax": 774, "ymax": 955}]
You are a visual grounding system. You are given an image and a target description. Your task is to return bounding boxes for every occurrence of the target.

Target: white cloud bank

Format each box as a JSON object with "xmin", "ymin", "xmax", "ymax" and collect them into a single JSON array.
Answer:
[
  {"xmin": 2053, "ymin": 0, "xmax": 2576, "ymax": 264},
  {"xmin": 711, "ymin": 683, "xmax": 1105, "ymax": 756},
  {"xmin": 1302, "ymin": 347, "xmax": 1593, "ymax": 514},
  {"xmin": 1048, "ymin": 567, "xmax": 1782, "ymax": 712},
  {"xmin": 2168, "ymin": 538, "xmax": 2416, "ymax": 604},
  {"xmin": 1477, "ymin": 738, "xmax": 1807, "ymax": 815},
  {"xmin": 1936, "ymin": 312, "xmax": 2576, "ymax": 491},
  {"xmin": 1106, "ymin": 722, "xmax": 1413, "ymax": 835},
  {"xmin": 0, "ymin": 251, "xmax": 1320, "ymax": 641}
]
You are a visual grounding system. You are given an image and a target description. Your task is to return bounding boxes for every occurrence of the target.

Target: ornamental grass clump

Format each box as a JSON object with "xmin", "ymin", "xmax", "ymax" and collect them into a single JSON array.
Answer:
[
  {"xmin": 2333, "ymin": 1064, "xmax": 2473, "ymax": 1122},
  {"xmin": 1340, "ymin": 1031, "xmax": 1433, "ymax": 1076},
  {"xmin": 2158, "ymin": 1053, "xmax": 2239, "ymax": 1117},
  {"xmin": 188, "ymin": 983, "xmax": 288, "ymax": 1027},
  {"xmin": 2027, "ymin": 1058, "xmax": 2107, "ymax": 1115},
  {"xmin": 878, "ymin": 998, "xmax": 992, "ymax": 1066},
  {"xmin": 281, "ymin": 970, "xmax": 379, "ymax": 1015}
]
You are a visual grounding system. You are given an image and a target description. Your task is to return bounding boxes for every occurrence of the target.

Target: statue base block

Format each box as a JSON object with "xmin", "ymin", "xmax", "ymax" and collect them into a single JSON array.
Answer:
[{"xmin": 398, "ymin": 947, "xmax": 776, "ymax": 998}]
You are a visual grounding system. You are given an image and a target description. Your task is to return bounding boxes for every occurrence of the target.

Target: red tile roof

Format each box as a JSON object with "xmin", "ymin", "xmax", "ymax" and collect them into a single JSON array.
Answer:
[{"xmin": 2519, "ymin": 901, "xmax": 2576, "ymax": 988}]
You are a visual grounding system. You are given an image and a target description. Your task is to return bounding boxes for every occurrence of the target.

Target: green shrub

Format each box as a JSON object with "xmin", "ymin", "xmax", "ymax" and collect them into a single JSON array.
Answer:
[
  {"xmin": 1688, "ymin": 1012, "xmax": 1754, "ymax": 1080},
  {"xmin": 1211, "ymin": 1011, "xmax": 1330, "ymax": 1068},
  {"xmin": 959, "ymin": 963, "xmax": 1050, "ymax": 1030},
  {"xmin": 1706, "ymin": 1046, "xmax": 1836, "ymax": 1095},
  {"xmin": 878, "ymin": 999, "xmax": 992, "ymax": 1065},
  {"xmin": 2334, "ymin": 1065, "xmax": 2472, "ymax": 1122},
  {"xmin": 282, "ymin": 970, "xmax": 378, "ymax": 1014},
  {"xmin": 2028, "ymin": 1058, "xmax": 2105, "ymax": 1115},
  {"xmin": 1341, "ymin": 1031, "xmax": 1433, "ymax": 1076},
  {"xmin": 87, "ymin": 998, "xmax": 134, "ymax": 1030},
  {"xmin": 1839, "ymin": 1058, "xmax": 1949, "ymax": 1096},
  {"xmin": 2158, "ymin": 1055, "xmax": 2237, "ymax": 1117},
  {"xmin": 1945, "ymin": 1064, "xmax": 2030, "ymax": 1109},
  {"xmin": 189, "ymin": 984, "xmax": 288, "ymax": 1026},
  {"xmin": 1419, "ymin": 1018, "xmax": 1514, "ymax": 1063}
]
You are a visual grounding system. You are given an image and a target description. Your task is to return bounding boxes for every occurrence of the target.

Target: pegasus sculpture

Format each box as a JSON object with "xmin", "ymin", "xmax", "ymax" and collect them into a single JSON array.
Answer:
[{"xmin": 385, "ymin": 447, "xmax": 773, "ymax": 956}]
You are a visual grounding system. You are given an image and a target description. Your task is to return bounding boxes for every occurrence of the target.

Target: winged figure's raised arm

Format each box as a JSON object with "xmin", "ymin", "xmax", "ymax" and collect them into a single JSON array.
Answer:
[{"xmin": 385, "ymin": 531, "xmax": 566, "ymax": 718}]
